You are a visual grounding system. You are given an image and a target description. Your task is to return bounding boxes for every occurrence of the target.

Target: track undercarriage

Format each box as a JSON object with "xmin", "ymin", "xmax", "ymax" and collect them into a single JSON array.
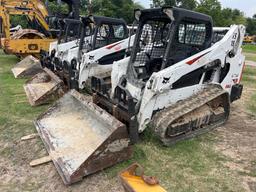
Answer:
[{"xmin": 152, "ymin": 84, "xmax": 230, "ymax": 145}]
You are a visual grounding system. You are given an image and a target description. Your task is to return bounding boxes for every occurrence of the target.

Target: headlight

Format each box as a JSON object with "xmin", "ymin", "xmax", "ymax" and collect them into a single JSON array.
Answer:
[
  {"xmin": 71, "ymin": 58, "xmax": 77, "ymax": 70},
  {"xmin": 53, "ymin": 57, "xmax": 62, "ymax": 69},
  {"xmin": 63, "ymin": 60, "xmax": 69, "ymax": 71},
  {"xmin": 50, "ymin": 49, "xmax": 56, "ymax": 58}
]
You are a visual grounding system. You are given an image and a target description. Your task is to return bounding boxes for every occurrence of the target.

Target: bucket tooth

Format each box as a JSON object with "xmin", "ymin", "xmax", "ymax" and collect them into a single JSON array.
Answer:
[
  {"xmin": 35, "ymin": 90, "xmax": 132, "ymax": 185},
  {"xmin": 24, "ymin": 68, "xmax": 65, "ymax": 106},
  {"xmin": 12, "ymin": 55, "xmax": 43, "ymax": 78}
]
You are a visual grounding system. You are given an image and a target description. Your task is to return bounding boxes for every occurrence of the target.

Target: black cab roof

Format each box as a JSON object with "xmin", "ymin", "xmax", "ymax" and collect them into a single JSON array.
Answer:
[
  {"xmin": 137, "ymin": 7, "xmax": 213, "ymax": 24},
  {"xmin": 81, "ymin": 15, "xmax": 127, "ymax": 26}
]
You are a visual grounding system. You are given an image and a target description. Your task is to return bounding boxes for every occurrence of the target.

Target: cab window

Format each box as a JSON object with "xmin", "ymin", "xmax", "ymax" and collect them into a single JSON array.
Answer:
[
  {"xmin": 113, "ymin": 25, "xmax": 125, "ymax": 39},
  {"xmin": 178, "ymin": 23, "xmax": 206, "ymax": 45}
]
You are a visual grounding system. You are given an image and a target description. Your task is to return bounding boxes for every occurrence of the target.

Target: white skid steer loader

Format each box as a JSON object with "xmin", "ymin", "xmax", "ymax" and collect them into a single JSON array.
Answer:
[
  {"xmin": 24, "ymin": 15, "xmax": 135, "ymax": 106},
  {"xmin": 11, "ymin": 17, "xmax": 90, "ymax": 78},
  {"xmin": 40, "ymin": 17, "xmax": 95, "ymax": 72},
  {"xmin": 10, "ymin": 0, "xmax": 82, "ymax": 78},
  {"xmin": 33, "ymin": 7, "xmax": 245, "ymax": 185}
]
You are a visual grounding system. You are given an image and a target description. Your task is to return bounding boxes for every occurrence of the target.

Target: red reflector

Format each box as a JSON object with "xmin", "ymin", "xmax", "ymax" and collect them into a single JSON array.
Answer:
[
  {"xmin": 106, "ymin": 41, "xmax": 123, "ymax": 49},
  {"xmin": 186, "ymin": 51, "xmax": 210, "ymax": 65}
]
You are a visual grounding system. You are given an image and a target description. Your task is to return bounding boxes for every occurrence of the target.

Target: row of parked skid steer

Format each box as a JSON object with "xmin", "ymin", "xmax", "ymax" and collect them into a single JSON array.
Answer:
[{"xmin": 1, "ymin": 0, "xmax": 246, "ymax": 190}]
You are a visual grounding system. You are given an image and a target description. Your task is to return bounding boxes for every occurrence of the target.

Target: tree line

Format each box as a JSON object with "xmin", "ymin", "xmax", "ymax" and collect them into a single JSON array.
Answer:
[
  {"xmin": 47, "ymin": 0, "xmax": 256, "ymax": 35},
  {"xmin": 152, "ymin": 0, "xmax": 256, "ymax": 35}
]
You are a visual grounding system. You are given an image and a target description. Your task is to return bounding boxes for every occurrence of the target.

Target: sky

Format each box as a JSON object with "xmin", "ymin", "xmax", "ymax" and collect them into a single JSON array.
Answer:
[{"xmin": 137, "ymin": 0, "xmax": 256, "ymax": 17}]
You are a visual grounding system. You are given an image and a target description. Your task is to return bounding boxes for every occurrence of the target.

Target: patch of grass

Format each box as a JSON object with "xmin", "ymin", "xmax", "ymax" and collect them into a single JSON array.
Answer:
[
  {"xmin": 248, "ymin": 94, "xmax": 256, "ymax": 114},
  {"xmin": 243, "ymin": 44, "xmax": 256, "ymax": 53},
  {"xmin": 242, "ymin": 66, "xmax": 256, "ymax": 86},
  {"xmin": 241, "ymin": 66, "xmax": 256, "ymax": 114},
  {"xmin": 0, "ymin": 145, "xmax": 13, "ymax": 158},
  {"xmin": 243, "ymin": 66, "xmax": 256, "ymax": 76},
  {"xmin": 251, "ymin": 161, "xmax": 256, "ymax": 177},
  {"xmin": 106, "ymin": 130, "xmax": 243, "ymax": 192},
  {"xmin": 106, "ymin": 68, "xmax": 256, "ymax": 192},
  {"xmin": 238, "ymin": 160, "xmax": 256, "ymax": 178},
  {"xmin": 245, "ymin": 54, "xmax": 256, "ymax": 62},
  {"xmin": 0, "ymin": 52, "xmax": 49, "ymax": 142}
]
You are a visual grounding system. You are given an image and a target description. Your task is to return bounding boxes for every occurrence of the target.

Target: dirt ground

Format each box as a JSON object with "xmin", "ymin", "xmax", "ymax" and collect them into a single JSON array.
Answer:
[
  {"xmin": 215, "ymin": 86, "xmax": 256, "ymax": 192},
  {"xmin": 0, "ymin": 88, "xmax": 255, "ymax": 192},
  {"xmin": 0, "ymin": 65, "xmax": 256, "ymax": 191},
  {"xmin": 247, "ymin": 60, "xmax": 256, "ymax": 67},
  {"xmin": 244, "ymin": 52, "xmax": 256, "ymax": 67},
  {"xmin": 0, "ymin": 138, "xmax": 124, "ymax": 192}
]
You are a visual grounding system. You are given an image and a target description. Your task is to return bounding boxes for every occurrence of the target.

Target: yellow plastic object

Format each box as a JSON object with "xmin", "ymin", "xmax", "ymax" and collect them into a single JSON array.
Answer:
[{"xmin": 119, "ymin": 163, "xmax": 167, "ymax": 192}]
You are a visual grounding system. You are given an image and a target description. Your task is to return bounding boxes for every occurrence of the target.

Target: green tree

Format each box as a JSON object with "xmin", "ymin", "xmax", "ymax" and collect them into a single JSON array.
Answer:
[
  {"xmin": 151, "ymin": 0, "xmax": 175, "ymax": 7},
  {"xmin": 48, "ymin": 0, "xmax": 248, "ymax": 27},
  {"xmin": 232, "ymin": 9, "xmax": 246, "ymax": 25},
  {"xmin": 151, "ymin": 0, "xmax": 197, "ymax": 9},
  {"xmin": 221, "ymin": 8, "xmax": 246, "ymax": 27},
  {"xmin": 46, "ymin": 0, "xmax": 69, "ymax": 16},
  {"xmin": 246, "ymin": 17, "xmax": 256, "ymax": 35},
  {"xmin": 81, "ymin": 0, "xmax": 143, "ymax": 23},
  {"xmin": 177, "ymin": 0, "xmax": 197, "ymax": 9},
  {"xmin": 196, "ymin": 0, "xmax": 223, "ymax": 26}
]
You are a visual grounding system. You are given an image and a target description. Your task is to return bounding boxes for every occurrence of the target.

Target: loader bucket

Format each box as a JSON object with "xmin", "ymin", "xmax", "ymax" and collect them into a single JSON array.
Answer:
[
  {"xmin": 12, "ymin": 55, "xmax": 43, "ymax": 78},
  {"xmin": 24, "ymin": 68, "xmax": 65, "ymax": 106},
  {"xmin": 35, "ymin": 90, "xmax": 132, "ymax": 185}
]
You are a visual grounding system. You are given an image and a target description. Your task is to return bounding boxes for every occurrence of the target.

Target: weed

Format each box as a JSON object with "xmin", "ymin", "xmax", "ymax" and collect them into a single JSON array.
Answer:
[{"xmin": 243, "ymin": 45, "xmax": 256, "ymax": 53}]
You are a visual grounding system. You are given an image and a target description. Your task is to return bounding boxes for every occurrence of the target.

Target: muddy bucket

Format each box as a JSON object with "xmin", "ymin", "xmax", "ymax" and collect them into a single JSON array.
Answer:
[
  {"xmin": 35, "ymin": 90, "xmax": 132, "ymax": 185},
  {"xmin": 12, "ymin": 55, "xmax": 43, "ymax": 78},
  {"xmin": 24, "ymin": 68, "xmax": 65, "ymax": 106}
]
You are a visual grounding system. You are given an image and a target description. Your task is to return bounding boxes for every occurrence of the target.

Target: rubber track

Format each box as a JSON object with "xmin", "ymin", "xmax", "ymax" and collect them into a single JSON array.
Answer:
[{"xmin": 152, "ymin": 84, "xmax": 230, "ymax": 146}]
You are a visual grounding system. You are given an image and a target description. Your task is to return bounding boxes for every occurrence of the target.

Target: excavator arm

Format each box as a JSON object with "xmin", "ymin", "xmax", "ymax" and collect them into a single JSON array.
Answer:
[
  {"xmin": 0, "ymin": 0, "xmax": 81, "ymax": 38},
  {"xmin": 0, "ymin": 0, "xmax": 50, "ymax": 38},
  {"xmin": 0, "ymin": 0, "xmax": 81, "ymax": 57}
]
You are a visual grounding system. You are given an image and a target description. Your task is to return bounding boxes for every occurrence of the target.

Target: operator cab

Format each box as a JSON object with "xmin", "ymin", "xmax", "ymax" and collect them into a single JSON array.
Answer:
[
  {"xmin": 60, "ymin": 16, "xmax": 128, "ymax": 90},
  {"xmin": 129, "ymin": 7, "xmax": 213, "ymax": 82},
  {"xmin": 58, "ymin": 19, "xmax": 84, "ymax": 43},
  {"xmin": 43, "ymin": 18, "xmax": 92, "ymax": 71},
  {"xmin": 79, "ymin": 16, "xmax": 128, "ymax": 54},
  {"xmin": 46, "ymin": 0, "xmax": 81, "ymax": 38}
]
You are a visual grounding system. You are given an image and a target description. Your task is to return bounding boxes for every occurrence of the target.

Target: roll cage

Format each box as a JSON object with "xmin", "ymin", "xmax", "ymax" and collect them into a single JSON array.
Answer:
[
  {"xmin": 127, "ymin": 7, "xmax": 213, "ymax": 85},
  {"xmin": 79, "ymin": 16, "xmax": 128, "ymax": 53},
  {"xmin": 57, "ymin": 18, "xmax": 83, "ymax": 43}
]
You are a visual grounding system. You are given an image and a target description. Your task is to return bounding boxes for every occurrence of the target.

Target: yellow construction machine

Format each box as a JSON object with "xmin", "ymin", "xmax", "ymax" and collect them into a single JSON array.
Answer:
[
  {"xmin": 243, "ymin": 33, "xmax": 254, "ymax": 44},
  {"xmin": 0, "ymin": 0, "xmax": 80, "ymax": 58},
  {"xmin": 0, "ymin": 0, "xmax": 54, "ymax": 58}
]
